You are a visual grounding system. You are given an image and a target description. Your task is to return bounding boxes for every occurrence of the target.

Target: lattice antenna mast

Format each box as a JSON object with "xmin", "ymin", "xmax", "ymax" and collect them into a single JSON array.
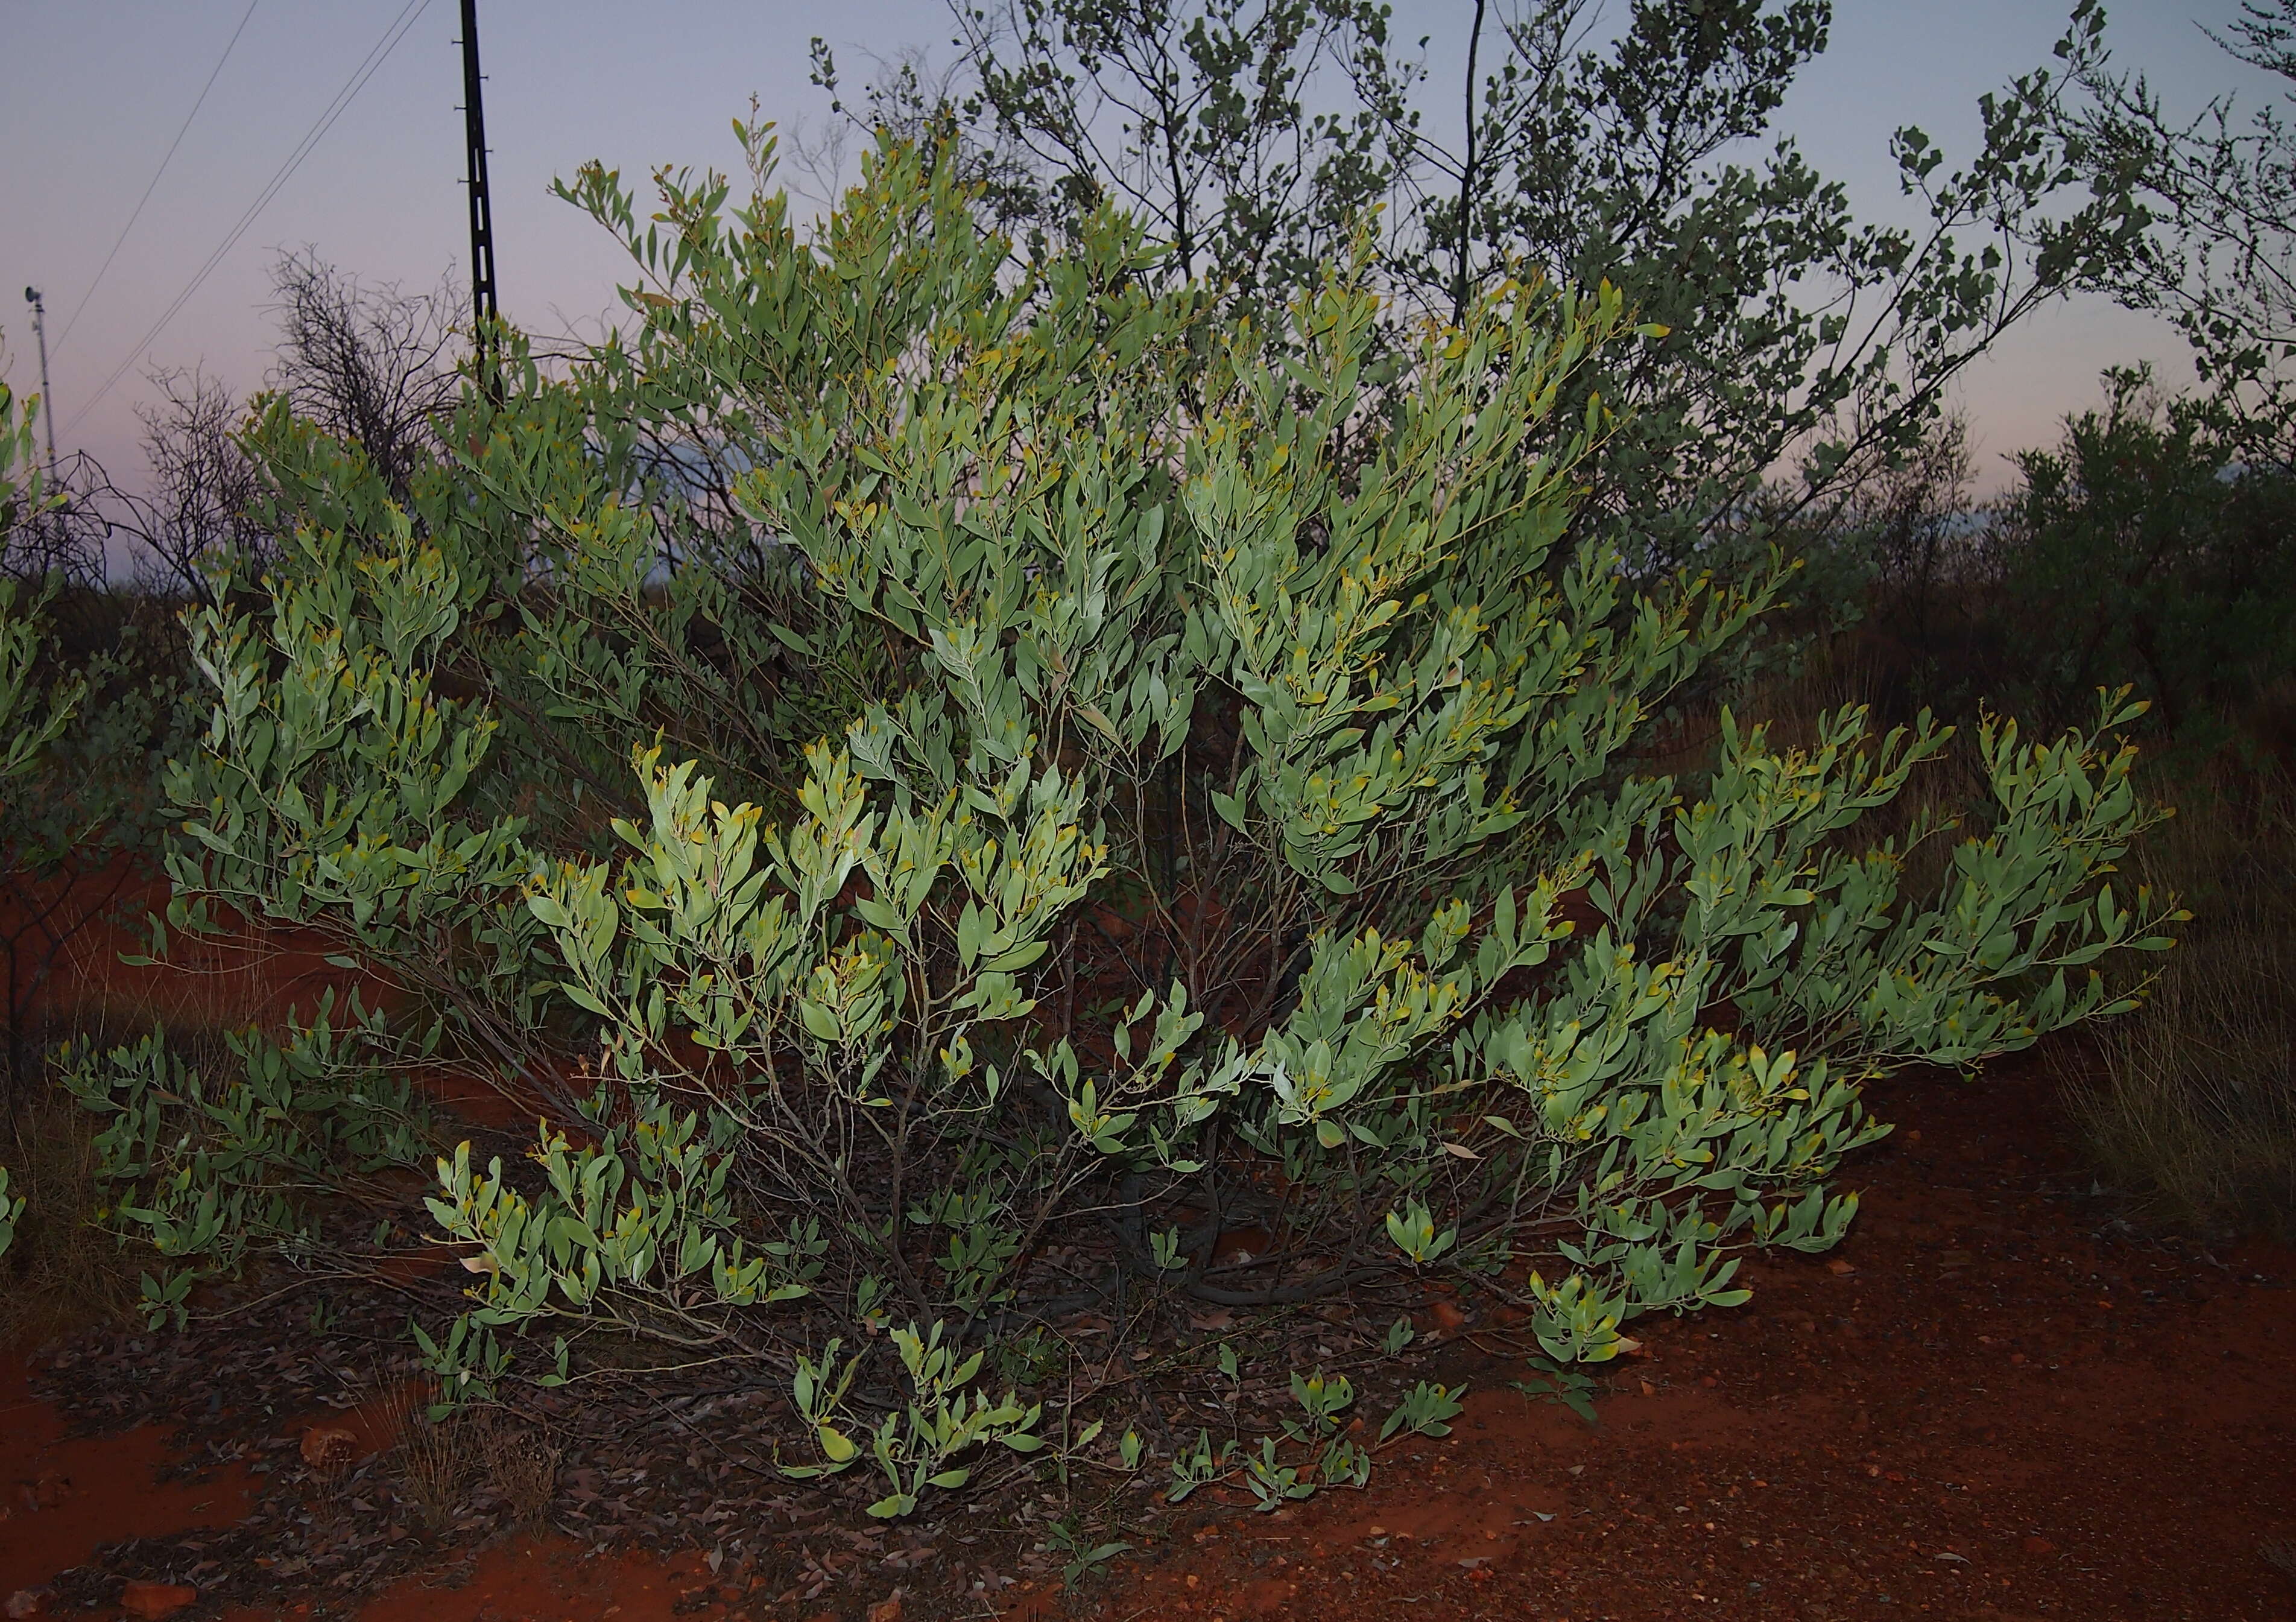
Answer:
[
  {"xmin": 22, "ymin": 287, "xmax": 59, "ymax": 484},
  {"xmin": 458, "ymin": 0, "xmax": 499, "ymax": 396}
]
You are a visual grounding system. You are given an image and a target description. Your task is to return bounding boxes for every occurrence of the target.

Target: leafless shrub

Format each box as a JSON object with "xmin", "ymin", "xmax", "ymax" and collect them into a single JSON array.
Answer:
[
  {"xmin": 0, "ymin": 446, "xmax": 112, "ymax": 590},
  {"xmin": 130, "ymin": 367, "xmax": 267, "ymax": 601},
  {"xmin": 265, "ymin": 248, "xmax": 463, "ymax": 499}
]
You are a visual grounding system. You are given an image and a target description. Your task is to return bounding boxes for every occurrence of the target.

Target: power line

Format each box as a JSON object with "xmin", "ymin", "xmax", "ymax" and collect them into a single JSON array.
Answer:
[
  {"xmin": 63, "ymin": 0, "xmax": 434, "ymax": 438},
  {"xmin": 62, "ymin": 0, "xmax": 437, "ymax": 440},
  {"xmin": 54, "ymin": 0, "xmax": 263, "ymax": 359}
]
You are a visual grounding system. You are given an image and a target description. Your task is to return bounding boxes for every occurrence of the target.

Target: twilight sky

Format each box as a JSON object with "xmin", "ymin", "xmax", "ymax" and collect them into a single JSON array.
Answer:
[{"xmin": 0, "ymin": 1, "xmax": 2274, "ymax": 499}]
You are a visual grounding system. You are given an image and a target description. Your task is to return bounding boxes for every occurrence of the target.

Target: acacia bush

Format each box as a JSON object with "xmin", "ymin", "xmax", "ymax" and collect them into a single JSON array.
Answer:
[
  {"xmin": 1970, "ymin": 372, "xmax": 2296, "ymax": 741},
  {"xmin": 68, "ymin": 135, "xmax": 2180, "ymax": 1512},
  {"xmin": 0, "ymin": 471, "xmax": 197, "ymax": 1100},
  {"xmin": 0, "ymin": 378, "xmax": 87, "ymax": 1259}
]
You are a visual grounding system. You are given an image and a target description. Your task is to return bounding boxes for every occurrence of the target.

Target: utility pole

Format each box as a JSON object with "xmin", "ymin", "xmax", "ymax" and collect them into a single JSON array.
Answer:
[
  {"xmin": 21, "ymin": 288, "xmax": 58, "ymax": 485},
  {"xmin": 457, "ymin": 0, "xmax": 500, "ymax": 399}
]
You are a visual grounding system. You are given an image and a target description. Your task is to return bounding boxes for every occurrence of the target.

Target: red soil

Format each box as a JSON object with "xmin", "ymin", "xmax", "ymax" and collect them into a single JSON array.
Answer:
[
  {"xmin": 215, "ymin": 1541, "xmax": 732, "ymax": 1622},
  {"xmin": 0, "ymin": 1356, "xmax": 258, "ymax": 1603},
  {"xmin": 9, "ymin": 866, "xmax": 384, "ymax": 1040},
  {"xmin": 2, "ymin": 879, "xmax": 2289, "ymax": 1619},
  {"xmin": 5, "ymin": 1056, "xmax": 2289, "ymax": 1621},
  {"xmin": 1075, "ymin": 1066, "xmax": 2296, "ymax": 1622}
]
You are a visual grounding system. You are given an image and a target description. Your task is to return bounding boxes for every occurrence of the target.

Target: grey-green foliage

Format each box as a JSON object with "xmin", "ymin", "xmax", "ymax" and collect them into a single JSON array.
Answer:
[
  {"xmin": 62, "ymin": 1012, "xmax": 435, "ymax": 1327},
  {"xmin": 78, "ymin": 132, "xmax": 2178, "ymax": 1515},
  {"xmin": 0, "ymin": 382, "xmax": 86, "ymax": 800},
  {"xmin": 944, "ymin": 0, "xmax": 2149, "ymax": 572},
  {"xmin": 0, "ymin": 378, "xmax": 84, "ymax": 1258}
]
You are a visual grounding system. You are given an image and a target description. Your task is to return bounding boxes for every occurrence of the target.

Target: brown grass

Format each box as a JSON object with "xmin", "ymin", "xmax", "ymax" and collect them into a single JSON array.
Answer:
[
  {"xmin": 0, "ymin": 1089, "xmax": 141, "ymax": 1346},
  {"xmin": 2057, "ymin": 758, "xmax": 2296, "ymax": 1241},
  {"xmin": 388, "ymin": 1390, "xmax": 560, "ymax": 1534},
  {"xmin": 393, "ymin": 1394, "xmax": 472, "ymax": 1530},
  {"xmin": 478, "ymin": 1408, "xmax": 562, "ymax": 1530}
]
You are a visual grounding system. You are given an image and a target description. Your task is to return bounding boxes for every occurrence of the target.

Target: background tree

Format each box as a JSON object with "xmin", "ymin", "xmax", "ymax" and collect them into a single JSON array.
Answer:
[
  {"xmin": 941, "ymin": 0, "xmax": 2144, "ymax": 578},
  {"xmin": 1969, "ymin": 367, "xmax": 2296, "ymax": 737},
  {"xmin": 947, "ymin": 0, "xmax": 1408, "ymax": 301},
  {"xmin": 2063, "ymin": 0, "xmax": 2296, "ymax": 463},
  {"xmin": 129, "ymin": 368, "xmax": 267, "ymax": 602}
]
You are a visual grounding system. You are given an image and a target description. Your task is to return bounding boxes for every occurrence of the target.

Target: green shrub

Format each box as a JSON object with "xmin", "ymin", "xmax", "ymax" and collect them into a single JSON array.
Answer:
[
  {"xmin": 0, "ymin": 377, "xmax": 82, "ymax": 1262},
  {"xmin": 0, "ymin": 367, "xmax": 198, "ymax": 1100},
  {"xmin": 1970, "ymin": 370, "xmax": 2296, "ymax": 738},
  {"xmin": 78, "ymin": 133, "xmax": 2180, "ymax": 1510}
]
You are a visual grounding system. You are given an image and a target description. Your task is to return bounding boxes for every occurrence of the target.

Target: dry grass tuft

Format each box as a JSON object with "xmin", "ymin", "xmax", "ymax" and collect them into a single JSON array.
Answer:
[
  {"xmin": 387, "ymin": 1390, "xmax": 560, "ymax": 1534},
  {"xmin": 393, "ymin": 1387, "xmax": 473, "ymax": 1530},
  {"xmin": 0, "ymin": 1089, "xmax": 141, "ymax": 1346},
  {"xmin": 2058, "ymin": 759, "xmax": 2296, "ymax": 1241},
  {"xmin": 478, "ymin": 1409, "xmax": 561, "ymax": 1530}
]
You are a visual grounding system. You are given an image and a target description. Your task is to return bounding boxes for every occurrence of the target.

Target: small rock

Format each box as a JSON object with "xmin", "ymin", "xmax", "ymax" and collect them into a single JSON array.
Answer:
[
  {"xmin": 299, "ymin": 1425, "xmax": 359, "ymax": 1468},
  {"xmin": 2022, "ymin": 1535, "xmax": 2057, "ymax": 1555},
  {"xmin": 866, "ymin": 1601, "xmax": 904, "ymax": 1622},
  {"xmin": 6, "ymin": 1589, "xmax": 48, "ymax": 1619},
  {"xmin": 119, "ymin": 1583, "xmax": 197, "ymax": 1621},
  {"xmin": 1428, "ymin": 1299, "xmax": 1467, "ymax": 1333},
  {"xmin": 1826, "ymin": 1259, "xmax": 1856, "ymax": 1276}
]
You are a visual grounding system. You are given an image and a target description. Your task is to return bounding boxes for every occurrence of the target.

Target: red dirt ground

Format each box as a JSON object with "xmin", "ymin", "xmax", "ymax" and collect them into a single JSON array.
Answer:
[
  {"xmin": 0, "ymin": 1357, "xmax": 258, "ymax": 1598},
  {"xmin": 1071, "ymin": 1061, "xmax": 2296, "ymax": 1622},
  {"xmin": 7, "ymin": 1054, "xmax": 2289, "ymax": 1621},
  {"xmin": 2, "ymin": 878, "xmax": 2290, "ymax": 1621}
]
